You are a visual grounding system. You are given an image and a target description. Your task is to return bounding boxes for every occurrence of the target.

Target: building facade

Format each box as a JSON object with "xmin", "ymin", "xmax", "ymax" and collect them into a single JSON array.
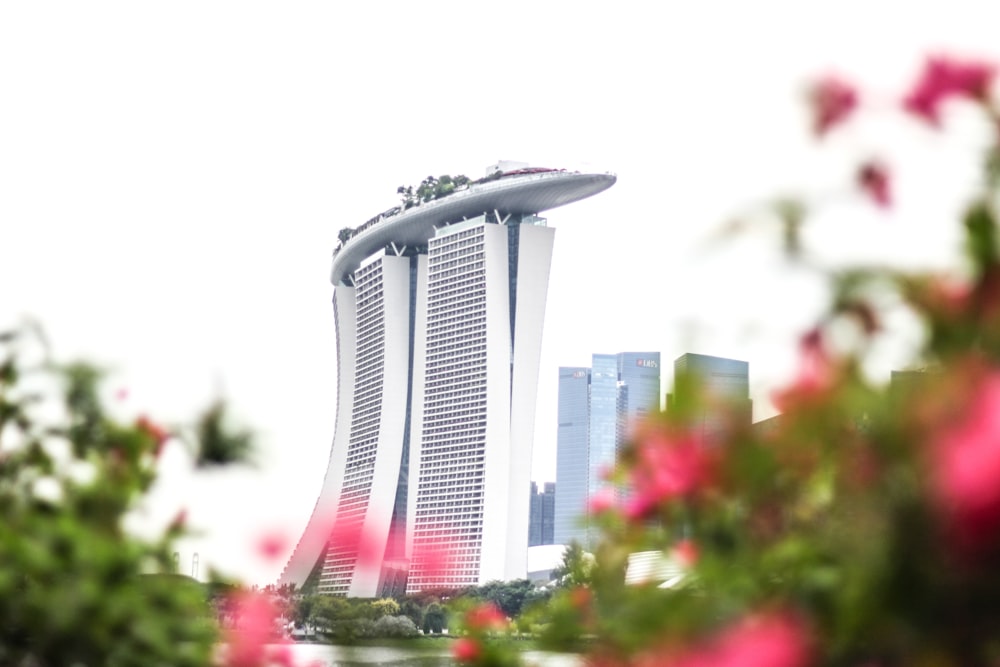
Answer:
[
  {"xmin": 529, "ymin": 481, "xmax": 556, "ymax": 547},
  {"xmin": 669, "ymin": 353, "xmax": 752, "ymax": 442},
  {"xmin": 554, "ymin": 352, "xmax": 660, "ymax": 547},
  {"xmin": 279, "ymin": 166, "xmax": 615, "ymax": 596}
]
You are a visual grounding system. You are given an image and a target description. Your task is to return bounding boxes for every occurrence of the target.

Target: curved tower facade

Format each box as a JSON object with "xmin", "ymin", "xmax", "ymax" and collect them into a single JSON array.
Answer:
[{"xmin": 280, "ymin": 166, "xmax": 616, "ymax": 596}]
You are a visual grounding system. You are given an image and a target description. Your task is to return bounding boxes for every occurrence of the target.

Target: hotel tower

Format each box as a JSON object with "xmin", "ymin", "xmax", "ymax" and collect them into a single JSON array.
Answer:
[{"xmin": 280, "ymin": 163, "xmax": 615, "ymax": 596}]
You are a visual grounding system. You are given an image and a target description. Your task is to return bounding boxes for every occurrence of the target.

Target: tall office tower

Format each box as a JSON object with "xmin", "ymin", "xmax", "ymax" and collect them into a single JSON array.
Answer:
[
  {"xmin": 554, "ymin": 352, "xmax": 660, "ymax": 547},
  {"xmin": 529, "ymin": 481, "xmax": 556, "ymax": 547},
  {"xmin": 279, "ymin": 165, "xmax": 615, "ymax": 596},
  {"xmin": 669, "ymin": 353, "xmax": 752, "ymax": 441}
]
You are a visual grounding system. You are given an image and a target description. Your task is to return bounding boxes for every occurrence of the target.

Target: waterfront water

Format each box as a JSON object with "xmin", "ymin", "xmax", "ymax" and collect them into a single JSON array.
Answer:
[{"xmin": 278, "ymin": 643, "xmax": 581, "ymax": 667}]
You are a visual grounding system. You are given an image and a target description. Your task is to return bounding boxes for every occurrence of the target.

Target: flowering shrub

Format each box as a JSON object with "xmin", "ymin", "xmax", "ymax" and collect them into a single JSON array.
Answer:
[
  {"xmin": 0, "ymin": 323, "xmax": 316, "ymax": 667},
  {"xmin": 513, "ymin": 54, "xmax": 1000, "ymax": 667}
]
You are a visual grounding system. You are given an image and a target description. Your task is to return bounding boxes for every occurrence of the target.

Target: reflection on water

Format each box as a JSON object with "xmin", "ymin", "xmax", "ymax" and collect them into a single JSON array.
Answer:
[{"xmin": 280, "ymin": 643, "xmax": 581, "ymax": 667}]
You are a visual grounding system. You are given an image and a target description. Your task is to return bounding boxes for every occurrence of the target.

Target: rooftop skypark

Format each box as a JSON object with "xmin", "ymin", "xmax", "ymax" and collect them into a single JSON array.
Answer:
[{"xmin": 329, "ymin": 166, "xmax": 616, "ymax": 284}]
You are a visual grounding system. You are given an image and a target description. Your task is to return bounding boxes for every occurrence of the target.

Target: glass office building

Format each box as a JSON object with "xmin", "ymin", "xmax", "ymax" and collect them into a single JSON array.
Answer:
[
  {"xmin": 554, "ymin": 352, "xmax": 660, "ymax": 547},
  {"xmin": 669, "ymin": 353, "xmax": 752, "ymax": 442}
]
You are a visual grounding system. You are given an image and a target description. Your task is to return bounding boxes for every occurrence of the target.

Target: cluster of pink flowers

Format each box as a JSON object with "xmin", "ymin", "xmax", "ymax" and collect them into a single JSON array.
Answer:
[
  {"xmin": 772, "ymin": 329, "xmax": 836, "ymax": 412},
  {"xmin": 904, "ymin": 56, "xmax": 996, "ymax": 126},
  {"xmin": 451, "ymin": 602, "xmax": 509, "ymax": 663},
  {"xmin": 807, "ymin": 55, "xmax": 997, "ymax": 213},
  {"xmin": 464, "ymin": 602, "xmax": 507, "ymax": 632},
  {"xmin": 221, "ymin": 591, "xmax": 296, "ymax": 667},
  {"xmin": 622, "ymin": 424, "xmax": 715, "ymax": 520},
  {"xmin": 664, "ymin": 612, "xmax": 812, "ymax": 667},
  {"xmin": 929, "ymin": 369, "xmax": 1000, "ymax": 557}
]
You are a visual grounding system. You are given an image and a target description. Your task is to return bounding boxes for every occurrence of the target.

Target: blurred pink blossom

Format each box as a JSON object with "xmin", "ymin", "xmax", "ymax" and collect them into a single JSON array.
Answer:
[
  {"xmin": 644, "ymin": 611, "xmax": 811, "ymax": 667},
  {"xmin": 931, "ymin": 371, "xmax": 1000, "ymax": 555},
  {"xmin": 136, "ymin": 414, "xmax": 169, "ymax": 457},
  {"xmin": 466, "ymin": 602, "xmax": 507, "ymax": 631},
  {"xmin": 624, "ymin": 426, "xmax": 713, "ymax": 519},
  {"xmin": 857, "ymin": 160, "xmax": 892, "ymax": 209},
  {"xmin": 588, "ymin": 487, "xmax": 618, "ymax": 514},
  {"xmin": 452, "ymin": 637, "xmax": 482, "ymax": 663},
  {"xmin": 903, "ymin": 55, "xmax": 996, "ymax": 126},
  {"xmin": 222, "ymin": 591, "xmax": 280, "ymax": 667},
  {"xmin": 772, "ymin": 329, "xmax": 835, "ymax": 412},
  {"xmin": 809, "ymin": 75, "xmax": 858, "ymax": 137},
  {"xmin": 256, "ymin": 531, "xmax": 288, "ymax": 563},
  {"xmin": 671, "ymin": 539, "xmax": 699, "ymax": 567}
]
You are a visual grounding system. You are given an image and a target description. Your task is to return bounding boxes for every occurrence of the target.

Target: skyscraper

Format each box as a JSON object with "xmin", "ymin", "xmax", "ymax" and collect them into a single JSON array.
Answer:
[
  {"xmin": 529, "ymin": 481, "xmax": 556, "ymax": 547},
  {"xmin": 669, "ymin": 353, "xmax": 751, "ymax": 441},
  {"xmin": 554, "ymin": 352, "xmax": 660, "ymax": 547},
  {"xmin": 279, "ymin": 165, "xmax": 615, "ymax": 596}
]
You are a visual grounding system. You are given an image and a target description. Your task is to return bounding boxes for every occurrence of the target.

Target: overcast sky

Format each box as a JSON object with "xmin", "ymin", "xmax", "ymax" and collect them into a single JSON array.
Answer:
[{"xmin": 2, "ymin": 1, "xmax": 998, "ymax": 584}]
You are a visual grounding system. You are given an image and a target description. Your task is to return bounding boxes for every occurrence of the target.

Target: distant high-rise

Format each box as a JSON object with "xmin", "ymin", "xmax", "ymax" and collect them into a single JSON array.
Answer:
[
  {"xmin": 279, "ymin": 165, "xmax": 615, "ymax": 596},
  {"xmin": 669, "ymin": 353, "xmax": 751, "ymax": 440},
  {"xmin": 529, "ymin": 482, "xmax": 556, "ymax": 546},
  {"xmin": 554, "ymin": 353, "xmax": 661, "ymax": 547}
]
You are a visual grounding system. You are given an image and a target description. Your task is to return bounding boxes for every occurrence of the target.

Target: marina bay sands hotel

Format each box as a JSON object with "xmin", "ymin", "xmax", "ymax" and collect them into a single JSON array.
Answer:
[{"xmin": 280, "ymin": 163, "xmax": 615, "ymax": 596}]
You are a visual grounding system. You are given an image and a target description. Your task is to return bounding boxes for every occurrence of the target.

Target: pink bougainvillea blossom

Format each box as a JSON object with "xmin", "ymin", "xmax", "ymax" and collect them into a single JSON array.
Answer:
[
  {"xmin": 136, "ymin": 414, "xmax": 169, "ymax": 457},
  {"xmin": 256, "ymin": 530, "xmax": 288, "ymax": 562},
  {"xmin": 411, "ymin": 534, "xmax": 459, "ymax": 585},
  {"xmin": 167, "ymin": 508, "xmax": 187, "ymax": 533},
  {"xmin": 857, "ymin": 160, "xmax": 892, "ymax": 209},
  {"xmin": 465, "ymin": 602, "xmax": 507, "ymax": 632},
  {"xmin": 624, "ymin": 425, "xmax": 713, "ymax": 519},
  {"xmin": 640, "ymin": 611, "xmax": 812, "ymax": 667},
  {"xmin": 903, "ymin": 55, "xmax": 997, "ymax": 126},
  {"xmin": 588, "ymin": 486, "xmax": 618, "ymax": 514},
  {"xmin": 809, "ymin": 75, "xmax": 859, "ymax": 137},
  {"xmin": 222, "ymin": 591, "xmax": 281, "ymax": 667},
  {"xmin": 930, "ymin": 370, "xmax": 1000, "ymax": 555},
  {"xmin": 772, "ymin": 329, "xmax": 836, "ymax": 412},
  {"xmin": 709, "ymin": 611, "xmax": 812, "ymax": 667},
  {"xmin": 452, "ymin": 637, "xmax": 482, "ymax": 663},
  {"xmin": 671, "ymin": 539, "xmax": 700, "ymax": 567}
]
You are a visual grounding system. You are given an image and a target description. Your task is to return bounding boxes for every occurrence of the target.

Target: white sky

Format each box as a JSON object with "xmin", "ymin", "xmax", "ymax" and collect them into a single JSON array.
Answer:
[{"xmin": 2, "ymin": 1, "xmax": 998, "ymax": 584}]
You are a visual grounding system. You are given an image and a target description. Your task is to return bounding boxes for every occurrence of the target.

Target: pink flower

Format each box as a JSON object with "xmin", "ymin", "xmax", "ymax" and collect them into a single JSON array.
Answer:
[
  {"xmin": 325, "ymin": 513, "xmax": 382, "ymax": 570},
  {"xmin": 857, "ymin": 160, "xmax": 892, "ymax": 209},
  {"xmin": 411, "ymin": 534, "xmax": 459, "ymax": 586},
  {"xmin": 772, "ymin": 329, "xmax": 835, "ymax": 412},
  {"xmin": 655, "ymin": 611, "xmax": 812, "ymax": 667},
  {"xmin": 222, "ymin": 591, "xmax": 280, "ymax": 667},
  {"xmin": 903, "ymin": 55, "xmax": 996, "ymax": 126},
  {"xmin": 671, "ymin": 539, "xmax": 699, "ymax": 567},
  {"xmin": 256, "ymin": 531, "xmax": 288, "ymax": 562},
  {"xmin": 624, "ymin": 426, "xmax": 713, "ymax": 519},
  {"xmin": 588, "ymin": 487, "xmax": 618, "ymax": 514},
  {"xmin": 452, "ymin": 637, "xmax": 482, "ymax": 663},
  {"xmin": 930, "ymin": 371, "xmax": 1000, "ymax": 555},
  {"xmin": 136, "ymin": 414, "xmax": 169, "ymax": 457},
  {"xmin": 466, "ymin": 602, "xmax": 506, "ymax": 632},
  {"xmin": 809, "ymin": 75, "xmax": 859, "ymax": 137},
  {"xmin": 167, "ymin": 508, "xmax": 187, "ymax": 534},
  {"xmin": 267, "ymin": 644, "xmax": 296, "ymax": 667},
  {"xmin": 712, "ymin": 612, "xmax": 812, "ymax": 667}
]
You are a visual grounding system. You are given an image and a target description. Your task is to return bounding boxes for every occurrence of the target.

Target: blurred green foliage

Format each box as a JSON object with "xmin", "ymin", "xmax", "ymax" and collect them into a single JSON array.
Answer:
[{"xmin": 0, "ymin": 322, "xmax": 253, "ymax": 666}]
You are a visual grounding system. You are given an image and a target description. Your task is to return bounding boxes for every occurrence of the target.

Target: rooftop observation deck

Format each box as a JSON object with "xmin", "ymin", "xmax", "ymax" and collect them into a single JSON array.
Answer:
[{"xmin": 330, "ymin": 168, "xmax": 617, "ymax": 284}]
